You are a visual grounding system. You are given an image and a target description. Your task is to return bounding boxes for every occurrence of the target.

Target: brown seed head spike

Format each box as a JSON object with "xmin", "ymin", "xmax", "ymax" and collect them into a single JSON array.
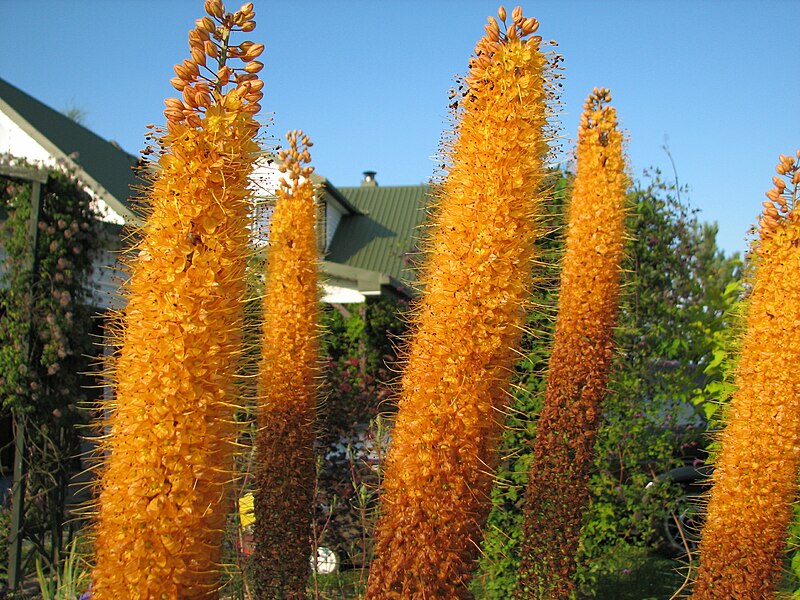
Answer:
[
  {"xmin": 253, "ymin": 128, "xmax": 319, "ymax": 598},
  {"xmin": 518, "ymin": 87, "xmax": 628, "ymax": 597}
]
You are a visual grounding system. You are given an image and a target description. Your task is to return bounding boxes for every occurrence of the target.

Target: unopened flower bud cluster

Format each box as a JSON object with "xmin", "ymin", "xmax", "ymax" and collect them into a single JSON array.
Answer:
[
  {"xmin": 757, "ymin": 150, "xmax": 800, "ymax": 246},
  {"xmin": 165, "ymin": 0, "xmax": 264, "ymax": 130}
]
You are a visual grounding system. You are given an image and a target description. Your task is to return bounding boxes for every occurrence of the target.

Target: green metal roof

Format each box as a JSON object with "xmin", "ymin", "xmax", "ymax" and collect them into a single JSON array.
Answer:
[
  {"xmin": 0, "ymin": 77, "xmax": 139, "ymax": 219},
  {"xmin": 326, "ymin": 185, "xmax": 430, "ymax": 287},
  {"xmin": 318, "ymin": 178, "xmax": 362, "ymax": 216}
]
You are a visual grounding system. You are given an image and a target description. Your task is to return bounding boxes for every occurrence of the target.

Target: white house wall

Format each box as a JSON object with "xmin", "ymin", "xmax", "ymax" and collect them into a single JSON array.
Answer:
[
  {"xmin": 326, "ymin": 202, "xmax": 342, "ymax": 251},
  {"xmin": 0, "ymin": 108, "xmax": 125, "ymax": 226},
  {"xmin": 91, "ymin": 246, "xmax": 127, "ymax": 311},
  {"xmin": 0, "ymin": 109, "xmax": 53, "ymax": 164},
  {"xmin": 249, "ymin": 156, "xmax": 343, "ymax": 254},
  {"xmin": 249, "ymin": 156, "xmax": 281, "ymax": 247}
]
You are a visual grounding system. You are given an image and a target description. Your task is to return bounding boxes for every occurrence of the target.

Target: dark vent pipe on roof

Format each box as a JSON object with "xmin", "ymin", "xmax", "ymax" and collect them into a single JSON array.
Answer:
[{"xmin": 361, "ymin": 171, "xmax": 377, "ymax": 187}]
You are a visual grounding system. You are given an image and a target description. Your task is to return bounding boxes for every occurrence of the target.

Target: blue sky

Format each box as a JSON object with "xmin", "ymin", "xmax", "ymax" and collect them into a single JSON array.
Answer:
[{"xmin": 2, "ymin": 1, "xmax": 798, "ymax": 257}]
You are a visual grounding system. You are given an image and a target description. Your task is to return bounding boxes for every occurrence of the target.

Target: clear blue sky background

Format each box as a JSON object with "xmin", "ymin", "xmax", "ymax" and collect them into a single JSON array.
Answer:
[{"xmin": 2, "ymin": 1, "xmax": 798, "ymax": 257}]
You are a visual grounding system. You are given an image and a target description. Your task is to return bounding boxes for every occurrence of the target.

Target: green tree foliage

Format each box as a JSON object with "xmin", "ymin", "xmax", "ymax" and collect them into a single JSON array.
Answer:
[
  {"xmin": 476, "ymin": 172, "xmax": 741, "ymax": 597},
  {"xmin": 577, "ymin": 174, "xmax": 740, "ymax": 592},
  {"xmin": 0, "ymin": 172, "xmax": 100, "ymax": 418}
]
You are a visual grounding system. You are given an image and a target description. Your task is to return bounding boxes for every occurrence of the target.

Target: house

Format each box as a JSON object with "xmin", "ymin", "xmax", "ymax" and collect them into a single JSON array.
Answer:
[
  {"xmin": 0, "ymin": 76, "xmax": 427, "ymax": 308},
  {"xmin": 0, "ymin": 77, "xmax": 429, "ymax": 516}
]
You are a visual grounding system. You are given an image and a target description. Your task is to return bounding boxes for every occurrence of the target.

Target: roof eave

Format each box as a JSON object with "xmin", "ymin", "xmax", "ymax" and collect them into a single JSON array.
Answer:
[
  {"xmin": 0, "ymin": 94, "xmax": 137, "ymax": 223},
  {"xmin": 318, "ymin": 178, "xmax": 363, "ymax": 215}
]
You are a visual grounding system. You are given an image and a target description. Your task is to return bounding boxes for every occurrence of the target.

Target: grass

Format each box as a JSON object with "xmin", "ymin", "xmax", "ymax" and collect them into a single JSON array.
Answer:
[
  {"xmin": 309, "ymin": 549, "xmax": 687, "ymax": 600},
  {"xmin": 586, "ymin": 546, "xmax": 689, "ymax": 600},
  {"xmin": 312, "ymin": 569, "xmax": 368, "ymax": 599}
]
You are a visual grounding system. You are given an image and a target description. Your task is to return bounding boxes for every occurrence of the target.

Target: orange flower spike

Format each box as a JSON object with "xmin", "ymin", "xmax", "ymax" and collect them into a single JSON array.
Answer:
[
  {"xmin": 366, "ymin": 7, "xmax": 553, "ymax": 599},
  {"xmin": 91, "ymin": 2, "xmax": 262, "ymax": 599},
  {"xmin": 252, "ymin": 131, "xmax": 321, "ymax": 598},
  {"xmin": 517, "ymin": 88, "xmax": 629, "ymax": 598},
  {"xmin": 691, "ymin": 151, "xmax": 800, "ymax": 599}
]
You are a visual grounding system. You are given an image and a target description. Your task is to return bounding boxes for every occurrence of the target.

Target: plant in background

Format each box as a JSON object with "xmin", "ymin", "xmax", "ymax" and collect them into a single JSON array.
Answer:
[
  {"xmin": 0, "ymin": 164, "xmax": 102, "ymax": 572},
  {"xmin": 35, "ymin": 537, "xmax": 92, "ymax": 600},
  {"xmin": 314, "ymin": 298, "xmax": 407, "ymax": 573},
  {"xmin": 252, "ymin": 130, "xmax": 320, "ymax": 599},
  {"xmin": 90, "ymin": 2, "xmax": 264, "ymax": 598},
  {"xmin": 476, "ymin": 170, "xmax": 740, "ymax": 597},
  {"xmin": 516, "ymin": 88, "xmax": 629, "ymax": 599},
  {"xmin": 366, "ymin": 7, "xmax": 552, "ymax": 598},
  {"xmin": 691, "ymin": 150, "xmax": 800, "ymax": 599}
]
